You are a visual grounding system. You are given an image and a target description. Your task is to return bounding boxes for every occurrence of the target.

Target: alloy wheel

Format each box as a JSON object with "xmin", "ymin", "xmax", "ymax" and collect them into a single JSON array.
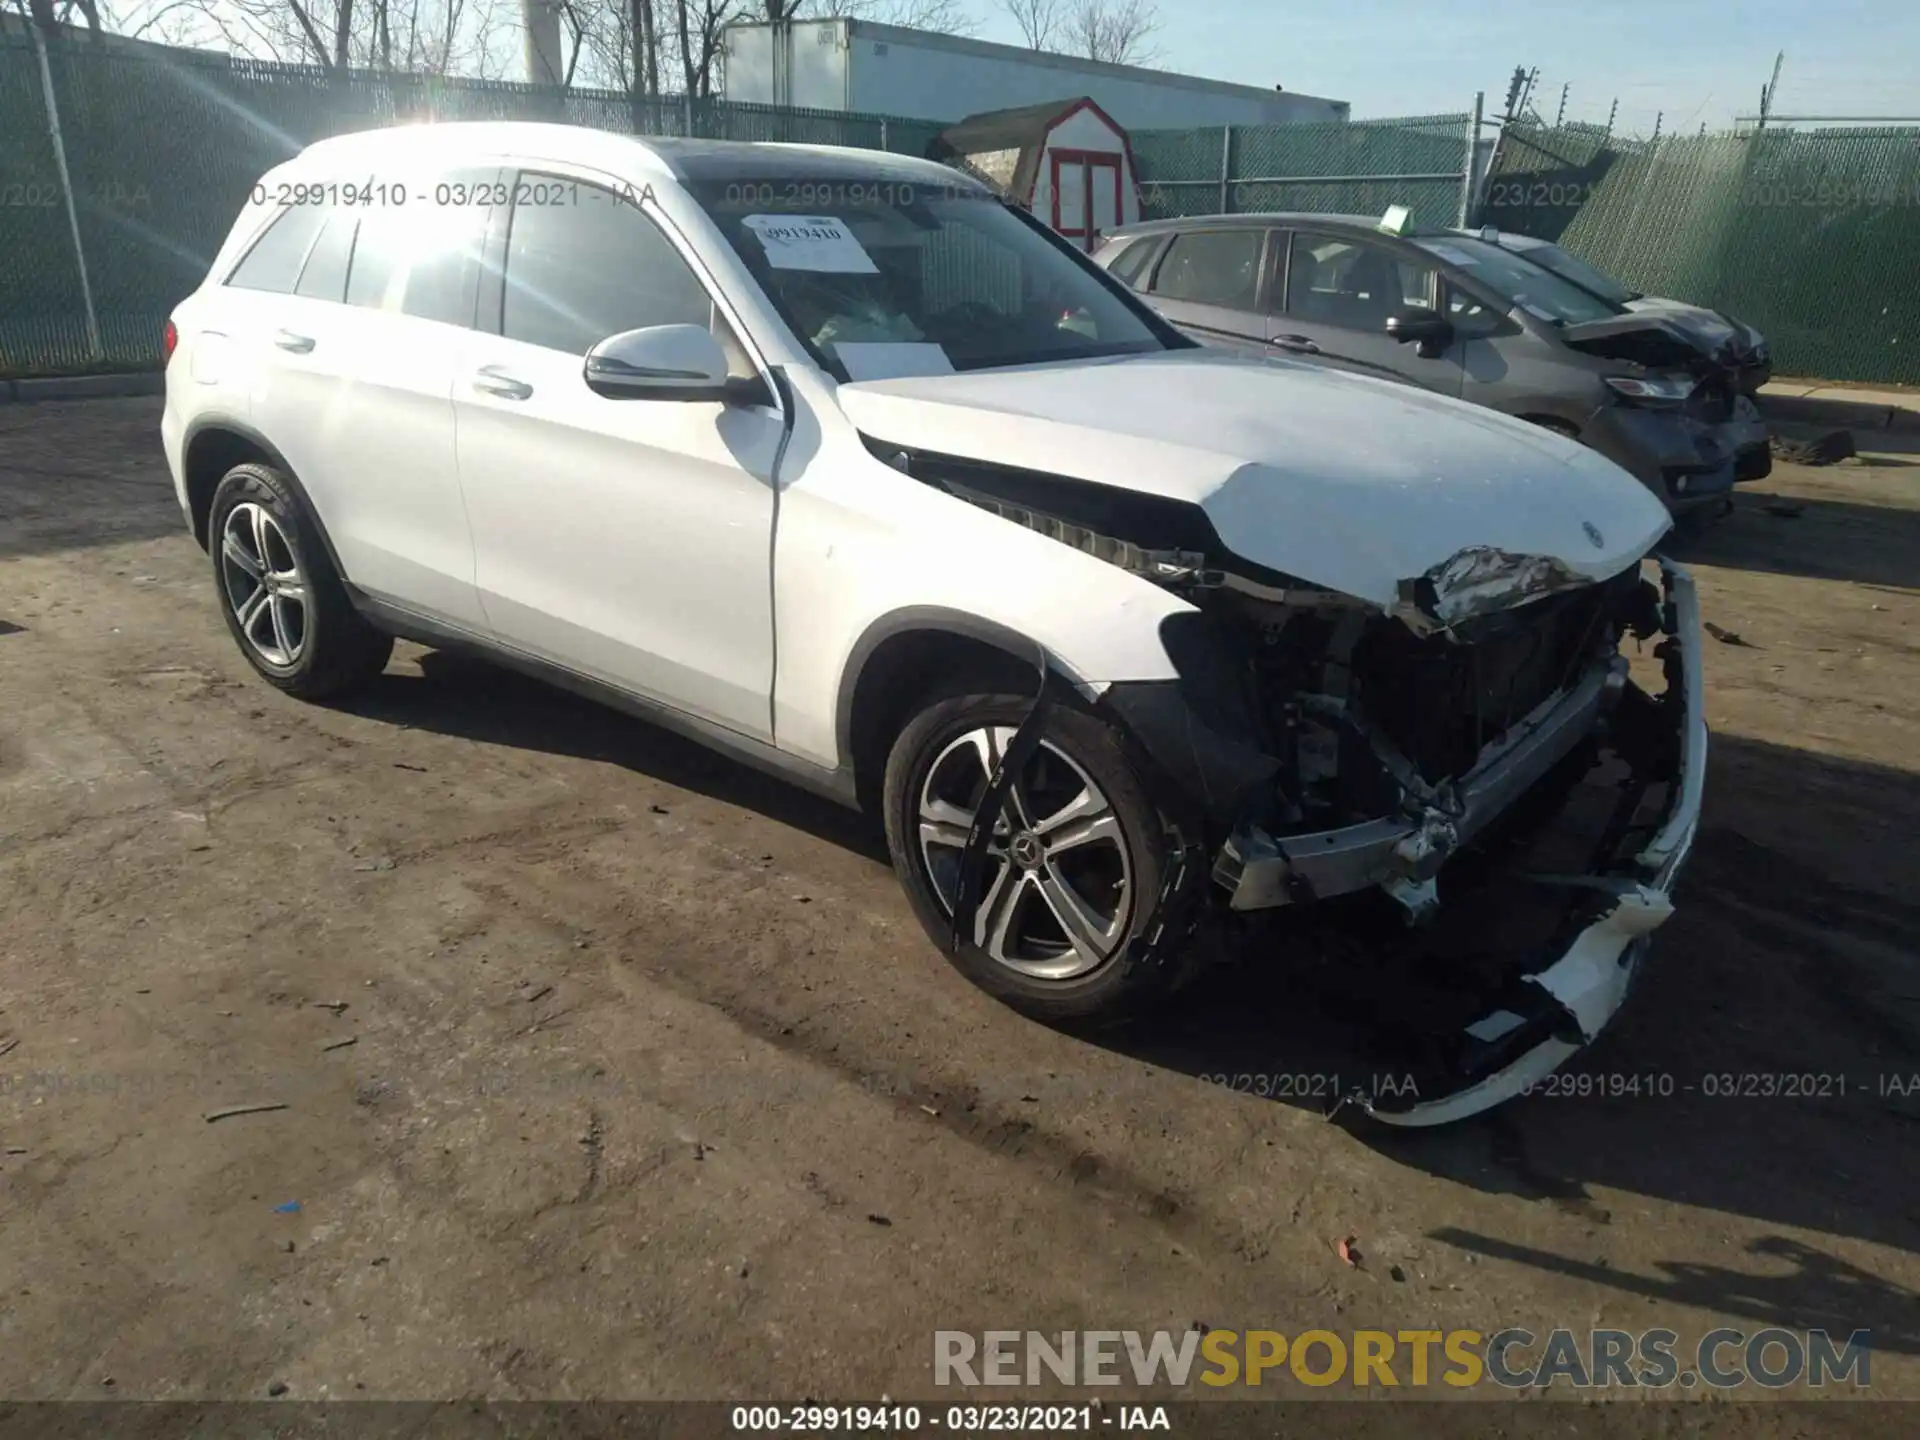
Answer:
[
  {"xmin": 219, "ymin": 502, "xmax": 308, "ymax": 669},
  {"xmin": 916, "ymin": 726, "xmax": 1133, "ymax": 981}
]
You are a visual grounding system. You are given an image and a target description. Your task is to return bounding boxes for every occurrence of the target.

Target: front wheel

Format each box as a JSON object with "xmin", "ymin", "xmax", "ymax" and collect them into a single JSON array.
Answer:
[{"xmin": 883, "ymin": 687, "xmax": 1185, "ymax": 1023}]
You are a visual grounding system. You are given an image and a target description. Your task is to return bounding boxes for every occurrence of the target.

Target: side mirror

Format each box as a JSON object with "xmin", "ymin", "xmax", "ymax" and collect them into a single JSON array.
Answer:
[
  {"xmin": 585, "ymin": 325, "xmax": 732, "ymax": 401},
  {"xmin": 1385, "ymin": 306, "xmax": 1454, "ymax": 358}
]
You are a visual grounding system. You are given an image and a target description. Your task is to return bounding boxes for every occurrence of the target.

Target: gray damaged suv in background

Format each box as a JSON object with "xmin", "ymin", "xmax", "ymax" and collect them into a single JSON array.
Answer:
[
  {"xmin": 1471, "ymin": 227, "xmax": 1772, "ymax": 398},
  {"xmin": 1094, "ymin": 212, "xmax": 1771, "ymax": 514}
]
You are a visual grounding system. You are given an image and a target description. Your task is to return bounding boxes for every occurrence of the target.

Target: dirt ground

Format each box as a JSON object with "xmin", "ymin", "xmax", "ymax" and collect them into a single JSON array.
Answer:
[{"xmin": 1, "ymin": 398, "xmax": 1916, "ymax": 1419}]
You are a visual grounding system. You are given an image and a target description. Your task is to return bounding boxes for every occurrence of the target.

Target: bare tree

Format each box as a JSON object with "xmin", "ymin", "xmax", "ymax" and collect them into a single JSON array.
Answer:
[
  {"xmin": 672, "ymin": 0, "xmax": 729, "ymax": 96},
  {"xmin": 849, "ymin": 0, "xmax": 974, "ymax": 30},
  {"xmin": 998, "ymin": 0, "xmax": 1059, "ymax": 50},
  {"xmin": 1064, "ymin": 0, "xmax": 1157, "ymax": 66},
  {"xmin": 104, "ymin": 0, "xmax": 515, "ymax": 71},
  {"xmin": 752, "ymin": 0, "xmax": 972, "ymax": 29}
]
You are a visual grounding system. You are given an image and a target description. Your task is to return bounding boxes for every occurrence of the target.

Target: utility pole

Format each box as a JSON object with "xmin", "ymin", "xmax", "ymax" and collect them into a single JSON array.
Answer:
[
  {"xmin": 1651, "ymin": 110, "xmax": 1664, "ymax": 144},
  {"xmin": 1516, "ymin": 66, "xmax": 1540, "ymax": 120},
  {"xmin": 1603, "ymin": 97, "xmax": 1618, "ymax": 143},
  {"xmin": 1757, "ymin": 49, "xmax": 1785, "ymax": 130},
  {"xmin": 1554, "ymin": 82, "xmax": 1568, "ymax": 128},
  {"xmin": 1501, "ymin": 65, "xmax": 1529, "ymax": 124},
  {"xmin": 522, "ymin": 0, "xmax": 564, "ymax": 85}
]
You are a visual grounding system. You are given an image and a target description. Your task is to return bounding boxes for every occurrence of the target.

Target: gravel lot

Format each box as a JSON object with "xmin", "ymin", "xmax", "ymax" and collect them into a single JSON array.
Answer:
[{"xmin": 1, "ymin": 397, "xmax": 1915, "ymax": 1419}]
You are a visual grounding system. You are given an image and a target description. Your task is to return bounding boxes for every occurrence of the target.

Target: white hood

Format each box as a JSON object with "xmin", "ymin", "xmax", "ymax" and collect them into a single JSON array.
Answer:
[{"xmin": 836, "ymin": 350, "xmax": 1672, "ymax": 611}]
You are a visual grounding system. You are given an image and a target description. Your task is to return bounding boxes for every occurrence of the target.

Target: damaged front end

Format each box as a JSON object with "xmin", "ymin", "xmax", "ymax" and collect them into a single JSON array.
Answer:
[
  {"xmin": 1125, "ymin": 548, "xmax": 1703, "ymax": 1126},
  {"xmin": 876, "ymin": 437, "xmax": 1703, "ymax": 1126}
]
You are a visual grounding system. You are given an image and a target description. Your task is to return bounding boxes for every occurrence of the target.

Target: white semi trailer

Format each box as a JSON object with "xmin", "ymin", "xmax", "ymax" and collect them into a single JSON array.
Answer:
[{"xmin": 719, "ymin": 18, "xmax": 1348, "ymax": 129}]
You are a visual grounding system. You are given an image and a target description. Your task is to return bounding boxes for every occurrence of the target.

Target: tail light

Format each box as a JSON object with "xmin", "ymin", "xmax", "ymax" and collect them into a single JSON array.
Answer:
[{"xmin": 163, "ymin": 319, "xmax": 178, "ymax": 362}]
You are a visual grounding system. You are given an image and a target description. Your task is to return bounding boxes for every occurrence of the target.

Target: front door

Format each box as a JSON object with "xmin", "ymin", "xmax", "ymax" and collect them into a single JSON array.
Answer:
[
  {"xmin": 451, "ymin": 172, "xmax": 782, "ymax": 741},
  {"xmin": 1052, "ymin": 149, "xmax": 1123, "ymax": 253}
]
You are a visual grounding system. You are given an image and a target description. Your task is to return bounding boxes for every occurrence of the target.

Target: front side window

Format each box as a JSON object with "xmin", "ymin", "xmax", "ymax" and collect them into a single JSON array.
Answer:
[
  {"xmin": 1150, "ymin": 229, "xmax": 1263, "ymax": 310},
  {"xmin": 1103, "ymin": 234, "xmax": 1159, "ymax": 287},
  {"xmin": 227, "ymin": 203, "xmax": 328, "ymax": 294},
  {"xmin": 1286, "ymin": 235, "xmax": 1436, "ymax": 330},
  {"xmin": 502, "ymin": 179, "xmax": 713, "ymax": 356},
  {"xmin": 685, "ymin": 178, "xmax": 1173, "ymax": 381},
  {"xmin": 1444, "ymin": 281, "xmax": 1505, "ymax": 337}
]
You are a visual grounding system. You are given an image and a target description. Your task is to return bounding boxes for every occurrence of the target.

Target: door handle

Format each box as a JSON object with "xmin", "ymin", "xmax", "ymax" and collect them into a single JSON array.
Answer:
[
  {"xmin": 274, "ymin": 330, "xmax": 316, "ymax": 354},
  {"xmin": 472, "ymin": 366, "xmax": 533, "ymax": 401},
  {"xmin": 1271, "ymin": 334, "xmax": 1321, "ymax": 355}
]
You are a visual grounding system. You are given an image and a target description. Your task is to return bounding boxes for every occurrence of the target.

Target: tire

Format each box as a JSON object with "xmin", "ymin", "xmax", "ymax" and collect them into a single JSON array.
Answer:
[
  {"xmin": 883, "ymin": 683, "xmax": 1184, "ymax": 1023},
  {"xmin": 1526, "ymin": 417, "xmax": 1581, "ymax": 441},
  {"xmin": 208, "ymin": 462, "xmax": 393, "ymax": 699}
]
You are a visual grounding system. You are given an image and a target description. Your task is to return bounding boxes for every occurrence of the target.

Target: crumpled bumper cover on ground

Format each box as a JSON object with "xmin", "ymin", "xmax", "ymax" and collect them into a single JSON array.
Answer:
[{"xmin": 1351, "ymin": 557, "xmax": 1706, "ymax": 1126}]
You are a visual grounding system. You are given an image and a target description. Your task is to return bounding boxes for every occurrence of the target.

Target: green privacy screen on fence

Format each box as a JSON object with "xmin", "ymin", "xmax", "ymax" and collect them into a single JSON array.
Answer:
[
  {"xmin": 1131, "ymin": 112, "xmax": 1473, "ymax": 232},
  {"xmin": 1483, "ymin": 120, "xmax": 1920, "ymax": 386},
  {"xmin": 0, "ymin": 36, "xmax": 949, "ymax": 376},
  {"xmin": 7, "ymin": 34, "xmax": 1920, "ymax": 385}
]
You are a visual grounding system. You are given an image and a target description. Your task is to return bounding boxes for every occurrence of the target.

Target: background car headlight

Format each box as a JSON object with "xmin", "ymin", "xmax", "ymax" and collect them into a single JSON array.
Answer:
[{"xmin": 1605, "ymin": 374, "xmax": 1698, "ymax": 403}]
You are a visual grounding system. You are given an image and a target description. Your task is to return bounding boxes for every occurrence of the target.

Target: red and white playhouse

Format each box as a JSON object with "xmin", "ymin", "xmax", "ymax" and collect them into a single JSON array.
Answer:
[{"xmin": 929, "ymin": 97, "xmax": 1142, "ymax": 252}]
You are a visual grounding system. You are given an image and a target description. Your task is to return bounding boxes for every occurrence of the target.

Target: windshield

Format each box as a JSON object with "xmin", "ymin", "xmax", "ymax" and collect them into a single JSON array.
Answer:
[
  {"xmin": 685, "ymin": 178, "xmax": 1174, "ymax": 381},
  {"xmin": 1501, "ymin": 239, "xmax": 1639, "ymax": 306},
  {"xmin": 1413, "ymin": 234, "xmax": 1623, "ymax": 325}
]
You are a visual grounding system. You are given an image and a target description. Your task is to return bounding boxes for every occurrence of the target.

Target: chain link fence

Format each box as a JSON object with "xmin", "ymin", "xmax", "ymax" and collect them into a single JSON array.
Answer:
[
  {"xmin": 1131, "ymin": 112, "xmax": 1476, "ymax": 232},
  {"xmin": 0, "ymin": 35, "xmax": 949, "ymax": 377},
  {"xmin": 1481, "ymin": 120, "xmax": 1920, "ymax": 385}
]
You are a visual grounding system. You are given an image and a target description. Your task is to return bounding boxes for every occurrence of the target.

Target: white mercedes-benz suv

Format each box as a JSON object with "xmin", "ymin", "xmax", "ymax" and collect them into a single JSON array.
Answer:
[{"xmin": 162, "ymin": 123, "xmax": 1705, "ymax": 1125}]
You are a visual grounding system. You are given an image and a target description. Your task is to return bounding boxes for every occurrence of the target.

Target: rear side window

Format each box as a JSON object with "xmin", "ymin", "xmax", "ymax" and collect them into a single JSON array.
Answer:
[
  {"xmin": 401, "ymin": 169, "xmax": 498, "ymax": 327},
  {"xmin": 227, "ymin": 203, "xmax": 328, "ymax": 294},
  {"xmin": 345, "ymin": 202, "xmax": 408, "ymax": 310},
  {"xmin": 1150, "ymin": 229, "xmax": 1263, "ymax": 310},
  {"xmin": 1105, "ymin": 235, "xmax": 1160, "ymax": 287},
  {"xmin": 501, "ymin": 178, "xmax": 711, "ymax": 356},
  {"xmin": 294, "ymin": 208, "xmax": 357, "ymax": 302}
]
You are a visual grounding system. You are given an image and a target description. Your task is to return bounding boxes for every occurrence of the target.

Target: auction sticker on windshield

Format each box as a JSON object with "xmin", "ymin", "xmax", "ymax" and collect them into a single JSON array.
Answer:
[{"xmin": 743, "ymin": 214, "xmax": 878, "ymax": 273}]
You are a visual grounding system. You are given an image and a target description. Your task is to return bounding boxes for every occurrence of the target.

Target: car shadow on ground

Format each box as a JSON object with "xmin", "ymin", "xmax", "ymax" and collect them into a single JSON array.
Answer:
[
  {"xmin": 339, "ymin": 647, "xmax": 892, "ymax": 863},
  {"xmin": 1663, "ymin": 466, "xmax": 1920, "ymax": 591}
]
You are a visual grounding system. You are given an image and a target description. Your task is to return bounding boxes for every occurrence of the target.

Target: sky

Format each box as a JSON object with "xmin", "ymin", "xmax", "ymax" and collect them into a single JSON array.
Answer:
[
  {"xmin": 954, "ymin": 0, "xmax": 1920, "ymax": 135},
  {"xmin": 102, "ymin": 0, "xmax": 1920, "ymax": 137}
]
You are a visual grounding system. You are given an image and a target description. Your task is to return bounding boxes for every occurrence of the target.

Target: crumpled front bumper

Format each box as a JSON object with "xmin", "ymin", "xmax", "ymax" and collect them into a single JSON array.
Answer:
[
  {"xmin": 1353, "ymin": 557, "xmax": 1705, "ymax": 1126},
  {"xmin": 1586, "ymin": 399, "xmax": 1770, "ymax": 511}
]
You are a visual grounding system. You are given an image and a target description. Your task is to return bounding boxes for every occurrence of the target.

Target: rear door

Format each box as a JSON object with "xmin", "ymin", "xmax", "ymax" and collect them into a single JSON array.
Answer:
[
  {"xmin": 1268, "ymin": 230, "xmax": 1466, "ymax": 396},
  {"xmin": 1136, "ymin": 226, "xmax": 1270, "ymax": 357},
  {"xmin": 213, "ymin": 198, "xmax": 334, "ymax": 428},
  {"xmin": 247, "ymin": 168, "xmax": 498, "ymax": 628}
]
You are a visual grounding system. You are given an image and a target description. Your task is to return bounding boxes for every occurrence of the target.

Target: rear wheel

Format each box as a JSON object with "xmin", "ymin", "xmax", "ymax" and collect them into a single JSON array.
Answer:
[
  {"xmin": 883, "ymin": 686, "xmax": 1182, "ymax": 1022},
  {"xmin": 209, "ymin": 462, "xmax": 393, "ymax": 699}
]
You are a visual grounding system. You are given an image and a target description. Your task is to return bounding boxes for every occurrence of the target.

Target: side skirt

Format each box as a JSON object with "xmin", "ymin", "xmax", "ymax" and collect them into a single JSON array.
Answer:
[{"xmin": 349, "ymin": 591, "xmax": 861, "ymax": 811}]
